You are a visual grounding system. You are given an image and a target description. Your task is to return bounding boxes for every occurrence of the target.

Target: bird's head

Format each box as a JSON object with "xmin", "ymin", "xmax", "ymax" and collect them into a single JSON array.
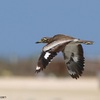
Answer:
[{"xmin": 36, "ymin": 37, "xmax": 51, "ymax": 44}]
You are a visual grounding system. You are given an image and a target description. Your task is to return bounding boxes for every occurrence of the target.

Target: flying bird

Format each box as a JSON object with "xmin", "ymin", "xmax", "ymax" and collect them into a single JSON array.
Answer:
[{"xmin": 35, "ymin": 34, "xmax": 93, "ymax": 79}]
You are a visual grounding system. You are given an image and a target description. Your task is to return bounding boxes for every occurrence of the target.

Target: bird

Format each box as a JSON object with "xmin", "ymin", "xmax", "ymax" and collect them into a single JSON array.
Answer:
[{"xmin": 35, "ymin": 34, "xmax": 93, "ymax": 79}]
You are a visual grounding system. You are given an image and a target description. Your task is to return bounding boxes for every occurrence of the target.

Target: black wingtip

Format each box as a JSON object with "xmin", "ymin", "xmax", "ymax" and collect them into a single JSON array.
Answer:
[
  {"xmin": 71, "ymin": 74, "xmax": 80, "ymax": 79},
  {"xmin": 35, "ymin": 70, "xmax": 40, "ymax": 73}
]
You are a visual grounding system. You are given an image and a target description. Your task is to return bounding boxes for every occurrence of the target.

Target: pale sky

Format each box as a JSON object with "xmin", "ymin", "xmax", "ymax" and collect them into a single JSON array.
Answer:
[{"xmin": 0, "ymin": 0, "xmax": 99, "ymax": 58}]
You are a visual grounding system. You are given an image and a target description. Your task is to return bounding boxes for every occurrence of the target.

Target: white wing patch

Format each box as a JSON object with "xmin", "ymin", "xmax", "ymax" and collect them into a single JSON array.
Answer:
[
  {"xmin": 36, "ymin": 66, "xmax": 41, "ymax": 70},
  {"xmin": 44, "ymin": 52, "xmax": 51, "ymax": 59}
]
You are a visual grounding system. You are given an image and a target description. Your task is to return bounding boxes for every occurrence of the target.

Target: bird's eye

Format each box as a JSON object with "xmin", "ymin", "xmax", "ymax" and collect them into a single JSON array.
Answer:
[{"xmin": 42, "ymin": 38, "xmax": 47, "ymax": 42}]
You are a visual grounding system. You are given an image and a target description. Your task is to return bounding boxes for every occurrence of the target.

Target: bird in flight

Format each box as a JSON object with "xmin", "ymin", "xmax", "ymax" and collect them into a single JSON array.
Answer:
[{"xmin": 35, "ymin": 34, "xmax": 93, "ymax": 79}]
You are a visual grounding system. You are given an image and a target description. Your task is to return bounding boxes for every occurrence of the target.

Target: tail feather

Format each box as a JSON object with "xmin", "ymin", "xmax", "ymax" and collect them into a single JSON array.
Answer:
[{"xmin": 78, "ymin": 40, "xmax": 94, "ymax": 45}]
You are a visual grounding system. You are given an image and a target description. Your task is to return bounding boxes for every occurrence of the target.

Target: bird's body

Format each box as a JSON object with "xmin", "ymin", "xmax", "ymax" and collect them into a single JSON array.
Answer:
[{"xmin": 35, "ymin": 34, "xmax": 93, "ymax": 79}]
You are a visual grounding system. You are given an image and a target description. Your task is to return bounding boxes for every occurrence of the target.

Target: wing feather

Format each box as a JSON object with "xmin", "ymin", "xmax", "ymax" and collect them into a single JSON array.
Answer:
[
  {"xmin": 36, "ymin": 39, "xmax": 72, "ymax": 72},
  {"xmin": 62, "ymin": 44, "xmax": 85, "ymax": 79},
  {"xmin": 35, "ymin": 51, "xmax": 57, "ymax": 72},
  {"xmin": 43, "ymin": 39, "xmax": 71, "ymax": 51}
]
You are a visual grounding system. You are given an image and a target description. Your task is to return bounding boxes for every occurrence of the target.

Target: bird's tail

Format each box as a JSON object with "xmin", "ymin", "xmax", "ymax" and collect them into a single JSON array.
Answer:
[{"xmin": 78, "ymin": 40, "xmax": 94, "ymax": 45}]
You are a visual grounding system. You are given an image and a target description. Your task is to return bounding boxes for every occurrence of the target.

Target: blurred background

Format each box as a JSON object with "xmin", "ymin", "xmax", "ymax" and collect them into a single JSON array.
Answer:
[{"xmin": 0, "ymin": 0, "xmax": 100, "ymax": 100}]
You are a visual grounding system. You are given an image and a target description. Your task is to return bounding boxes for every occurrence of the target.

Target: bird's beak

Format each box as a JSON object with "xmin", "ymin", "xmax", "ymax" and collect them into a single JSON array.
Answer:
[{"xmin": 35, "ymin": 40, "xmax": 42, "ymax": 44}]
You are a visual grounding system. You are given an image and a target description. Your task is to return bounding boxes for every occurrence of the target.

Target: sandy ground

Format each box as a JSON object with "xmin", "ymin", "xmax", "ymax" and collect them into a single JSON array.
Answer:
[{"xmin": 0, "ymin": 77, "xmax": 100, "ymax": 100}]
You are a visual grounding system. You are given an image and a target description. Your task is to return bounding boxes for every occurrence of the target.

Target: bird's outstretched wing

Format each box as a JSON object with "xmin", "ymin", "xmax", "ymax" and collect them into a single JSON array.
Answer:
[
  {"xmin": 62, "ymin": 44, "xmax": 85, "ymax": 79},
  {"xmin": 35, "ymin": 50, "xmax": 57, "ymax": 73},
  {"xmin": 35, "ymin": 39, "xmax": 72, "ymax": 73}
]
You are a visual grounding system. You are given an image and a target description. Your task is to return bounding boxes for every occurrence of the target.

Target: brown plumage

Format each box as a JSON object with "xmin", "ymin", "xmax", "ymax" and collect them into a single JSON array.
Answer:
[{"xmin": 35, "ymin": 34, "xmax": 93, "ymax": 79}]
